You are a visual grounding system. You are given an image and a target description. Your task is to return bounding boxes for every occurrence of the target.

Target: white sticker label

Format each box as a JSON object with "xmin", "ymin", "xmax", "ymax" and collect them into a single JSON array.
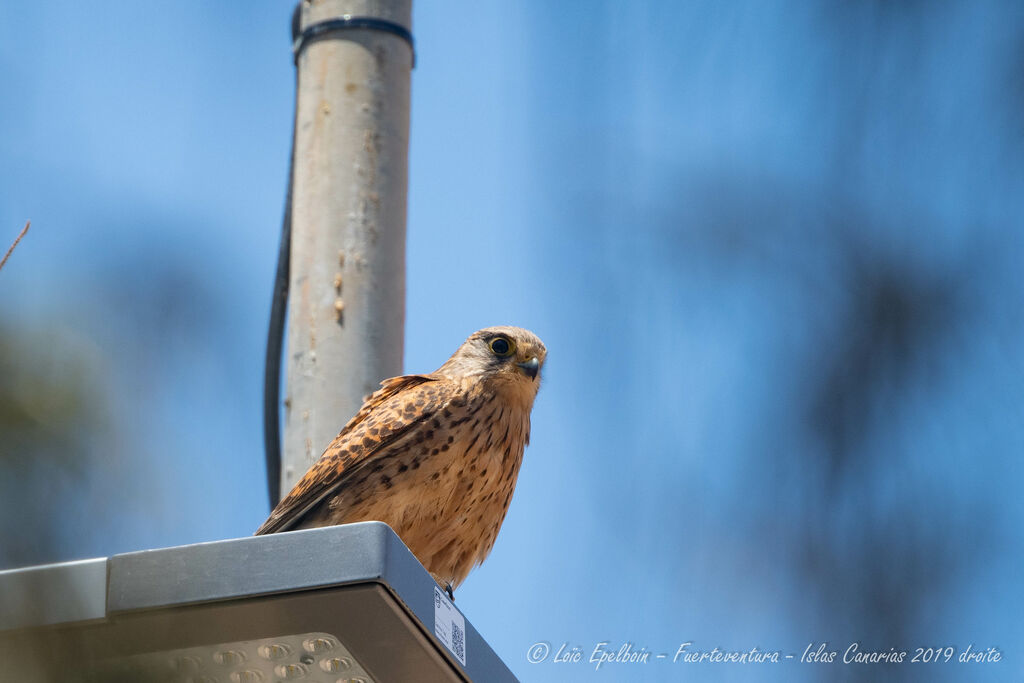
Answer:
[{"xmin": 434, "ymin": 585, "xmax": 467, "ymax": 666}]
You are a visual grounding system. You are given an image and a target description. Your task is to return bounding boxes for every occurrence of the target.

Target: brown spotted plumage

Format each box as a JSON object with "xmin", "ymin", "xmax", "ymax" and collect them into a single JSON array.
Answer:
[{"xmin": 256, "ymin": 326, "xmax": 546, "ymax": 590}]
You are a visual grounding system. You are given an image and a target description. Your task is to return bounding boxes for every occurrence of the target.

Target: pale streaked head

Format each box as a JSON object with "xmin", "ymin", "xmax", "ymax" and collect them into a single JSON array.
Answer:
[{"xmin": 436, "ymin": 326, "xmax": 547, "ymax": 387}]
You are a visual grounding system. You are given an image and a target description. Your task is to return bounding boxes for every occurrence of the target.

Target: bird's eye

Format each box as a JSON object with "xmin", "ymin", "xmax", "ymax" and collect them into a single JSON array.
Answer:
[{"xmin": 489, "ymin": 336, "xmax": 515, "ymax": 357}]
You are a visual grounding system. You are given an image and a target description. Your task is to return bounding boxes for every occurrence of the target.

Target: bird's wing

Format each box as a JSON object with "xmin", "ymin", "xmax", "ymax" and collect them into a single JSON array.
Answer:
[{"xmin": 255, "ymin": 374, "xmax": 453, "ymax": 535}]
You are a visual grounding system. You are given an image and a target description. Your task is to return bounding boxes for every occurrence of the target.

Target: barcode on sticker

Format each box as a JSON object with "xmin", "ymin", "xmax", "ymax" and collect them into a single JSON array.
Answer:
[
  {"xmin": 433, "ymin": 586, "xmax": 467, "ymax": 666},
  {"xmin": 452, "ymin": 618, "xmax": 465, "ymax": 662}
]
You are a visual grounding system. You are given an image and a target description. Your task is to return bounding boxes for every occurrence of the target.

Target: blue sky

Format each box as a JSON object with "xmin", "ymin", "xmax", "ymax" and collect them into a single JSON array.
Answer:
[{"xmin": 2, "ymin": 2, "xmax": 1022, "ymax": 682}]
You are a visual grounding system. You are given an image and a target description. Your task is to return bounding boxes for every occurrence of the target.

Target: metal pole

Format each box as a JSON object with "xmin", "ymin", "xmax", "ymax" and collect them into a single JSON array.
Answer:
[{"xmin": 283, "ymin": 0, "xmax": 412, "ymax": 495}]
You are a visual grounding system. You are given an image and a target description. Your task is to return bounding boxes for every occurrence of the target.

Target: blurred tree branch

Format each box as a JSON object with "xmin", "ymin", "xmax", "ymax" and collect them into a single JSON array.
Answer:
[{"xmin": 0, "ymin": 221, "xmax": 30, "ymax": 272}]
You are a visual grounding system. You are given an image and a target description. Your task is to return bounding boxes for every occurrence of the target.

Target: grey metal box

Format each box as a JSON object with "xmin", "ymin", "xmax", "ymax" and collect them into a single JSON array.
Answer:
[{"xmin": 0, "ymin": 522, "xmax": 517, "ymax": 682}]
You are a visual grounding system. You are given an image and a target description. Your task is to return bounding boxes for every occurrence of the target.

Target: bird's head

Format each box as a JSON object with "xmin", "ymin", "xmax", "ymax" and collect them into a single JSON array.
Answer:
[{"xmin": 438, "ymin": 326, "xmax": 547, "ymax": 391}]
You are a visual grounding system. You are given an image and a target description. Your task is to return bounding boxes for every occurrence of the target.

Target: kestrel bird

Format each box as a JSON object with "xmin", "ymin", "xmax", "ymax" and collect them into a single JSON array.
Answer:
[{"xmin": 256, "ymin": 326, "xmax": 546, "ymax": 593}]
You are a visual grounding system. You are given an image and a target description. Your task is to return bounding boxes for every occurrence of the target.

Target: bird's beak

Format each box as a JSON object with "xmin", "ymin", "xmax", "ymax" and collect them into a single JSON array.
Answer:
[{"xmin": 516, "ymin": 356, "xmax": 540, "ymax": 379}]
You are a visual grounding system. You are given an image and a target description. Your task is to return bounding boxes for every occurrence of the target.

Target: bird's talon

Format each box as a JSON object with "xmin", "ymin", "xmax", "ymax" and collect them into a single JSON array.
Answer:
[{"xmin": 445, "ymin": 583, "xmax": 455, "ymax": 601}]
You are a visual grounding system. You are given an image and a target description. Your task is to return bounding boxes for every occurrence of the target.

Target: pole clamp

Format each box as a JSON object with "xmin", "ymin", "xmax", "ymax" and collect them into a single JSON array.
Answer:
[{"xmin": 292, "ymin": 12, "xmax": 416, "ymax": 68}]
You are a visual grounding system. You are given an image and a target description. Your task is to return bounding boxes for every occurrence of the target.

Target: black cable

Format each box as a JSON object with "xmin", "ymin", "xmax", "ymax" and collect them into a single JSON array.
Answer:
[
  {"xmin": 262, "ymin": 162, "xmax": 291, "ymax": 510},
  {"xmin": 263, "ymin": 5, "xmax": 302, "ymax": 511}
]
